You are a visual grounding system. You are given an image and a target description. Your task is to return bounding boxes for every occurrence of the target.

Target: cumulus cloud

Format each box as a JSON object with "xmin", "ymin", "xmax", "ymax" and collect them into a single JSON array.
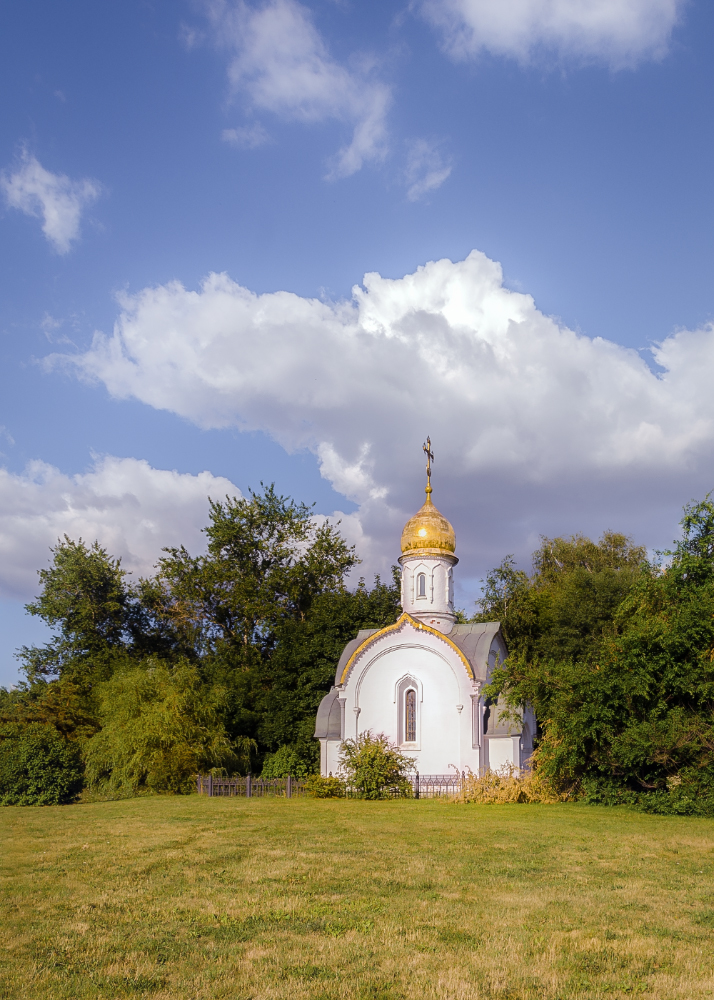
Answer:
[
  {"xmin": 418, "ymin": 0, "xmax": 684, "ymax": 67},
  {"xmin": 1, "ymin": 151, "xmax": 101, "ymax": 254},
  {"xmin": 405, "ymin": 139, "xmax": 452, "ymax": 201},
  {"xmin": 0, "ymin": 456, "xmax": 241, "ymax": 600},
  {"xmin": 206, "ymin": 0, "xmax": 390, "ymax": 176},
  {"xmin": 59, "ymin": 251, "xmax": 714, "ymax": 594}
]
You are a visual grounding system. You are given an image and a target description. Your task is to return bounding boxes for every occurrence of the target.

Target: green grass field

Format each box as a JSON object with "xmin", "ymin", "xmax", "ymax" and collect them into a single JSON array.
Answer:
[{"xmin": 2, "ymin": 797, "xmax": 714, "ymax": 1000}]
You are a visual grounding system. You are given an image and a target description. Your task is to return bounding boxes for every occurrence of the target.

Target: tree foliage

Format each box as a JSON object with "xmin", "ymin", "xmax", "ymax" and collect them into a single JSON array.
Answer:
[
  {"xmin": 0, "ymin": 722, "xmax": 84, "ymax": 805},
  {"xmin": 260, "ymin": 744, "xmax": 312, "ymax": 780},
  {"xmin": 0, "ymin": 679, "xmax": 99, "ymax": 742},
  {"xmin": 475, "ymin": 531, "xmax": 646, "ymax": 665},
  {"xmin": 83, "ymin": 660, "xmax": 251, "ymax": 795},
  {"xmin": 148, "ymin": 486, "xmax": 357, "ymax": 660},
  {"xmin": 484, "ymin": 499, "xmax": 714, "ymax": 812},
  {"xmin": 2, "ymin": 485, "xmax": 397, "ymax": 798},
  {"xmin": 245, "ymin": 572, "xmax": 401, "ymax": 773},
  {"xmin": 19, "ymin": 538, "xmax": 134, "ymax": 689}
]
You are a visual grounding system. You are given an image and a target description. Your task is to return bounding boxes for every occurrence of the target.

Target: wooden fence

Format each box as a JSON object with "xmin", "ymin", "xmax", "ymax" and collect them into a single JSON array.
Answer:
[{"xmin": 196, "ymin": 772, "xmax": 465, "ymax": 799}]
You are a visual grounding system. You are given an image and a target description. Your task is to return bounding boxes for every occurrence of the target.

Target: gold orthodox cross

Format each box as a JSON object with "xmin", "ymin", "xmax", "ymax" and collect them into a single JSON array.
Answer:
[{"xmin": 423, "ymin": 436, "xmax": 434, "ymax": 490}]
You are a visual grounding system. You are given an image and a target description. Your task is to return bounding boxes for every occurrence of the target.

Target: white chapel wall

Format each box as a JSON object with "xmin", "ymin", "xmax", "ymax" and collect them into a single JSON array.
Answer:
[{"xmin": 348, "ymin": 644, "xmax": 478, "ymax": 775}]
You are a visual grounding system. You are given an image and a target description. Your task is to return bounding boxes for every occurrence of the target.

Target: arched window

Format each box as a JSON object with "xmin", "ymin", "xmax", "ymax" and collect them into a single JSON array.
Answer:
[
  {"xmin": 405, "ymin": 689, "xmax": 417, "ymax": 742},
  {"xmin": 417, "ymin": 572, "xmax": 426, "ymax": 598}
]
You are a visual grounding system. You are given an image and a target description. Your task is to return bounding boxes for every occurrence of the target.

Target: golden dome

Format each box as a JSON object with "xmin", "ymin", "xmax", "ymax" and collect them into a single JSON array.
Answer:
[{"xmin": 400, "ymin": 486, "xmax": 456, "ymax": 556}]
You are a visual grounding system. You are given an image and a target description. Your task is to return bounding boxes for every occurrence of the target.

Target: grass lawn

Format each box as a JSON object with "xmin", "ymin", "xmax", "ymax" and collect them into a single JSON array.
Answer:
[{"xmin": 2, "ymin": 798, "xmax": 714, "ymax": 999}]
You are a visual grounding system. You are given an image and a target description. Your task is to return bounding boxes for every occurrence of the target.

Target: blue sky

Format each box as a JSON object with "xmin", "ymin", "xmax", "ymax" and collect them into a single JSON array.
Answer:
[{"xmin": 1, "ymin": 0, "xmax": 713, "ymax": 685}]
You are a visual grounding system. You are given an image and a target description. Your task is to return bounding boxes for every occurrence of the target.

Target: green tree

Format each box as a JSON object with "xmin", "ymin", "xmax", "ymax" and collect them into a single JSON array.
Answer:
[
  {"xmin": 475, "ymin": 532, "xmax": 646, "ymax": 665},
  {"xmin": 0, "ymin": 679, "xmax": 99, "ymax": 742},
  {"xmin": 149, "ymin": 485, "xmax": 357, "ymax": 661},
  {"xmin": 260, "ymin": 745, "xmax": 311, "ymax": 780},
  {"xmin": 2, "ymin": 488, "xmax": 397, "ymax": 798},
  {"xmin": 19, "ymin": 537, "xmax": 135, "ymax": 690},
  {"xmin": 83, "ymin": 659, "xmax": 252, "ymax": 795},
  {"xmin": 244, "ymin": 572, "xmax": 402, "ymax": 771},
  {"xmin": 9, "ymin": 536, "xmax": 181, "ymax": 749},
  {"xmin": 485, "ymin": 498, "xmax": 714, "ymax": 811},
  {"xmin": 147, "ymin": 484, "xmax": 363, "ymax": 765}
]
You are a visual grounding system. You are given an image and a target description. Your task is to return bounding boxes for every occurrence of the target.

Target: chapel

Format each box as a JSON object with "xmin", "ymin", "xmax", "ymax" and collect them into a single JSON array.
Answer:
[{"xmin": 314, "ymin": 441, "xmax": 535, "ymax": 777}]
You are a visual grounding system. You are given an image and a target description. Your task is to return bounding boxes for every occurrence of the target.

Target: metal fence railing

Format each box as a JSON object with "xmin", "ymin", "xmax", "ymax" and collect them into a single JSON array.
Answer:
[
  {"xmin": 412, "ymin": 773, "xmax": 465, "ymax": 798},
  {"xmin": 196, "ymin": 772, "xmax": 465, "ymax": 799},
  {"xmin": 196, "ymin": 775, "xmax": 308, "ymax": 798}
]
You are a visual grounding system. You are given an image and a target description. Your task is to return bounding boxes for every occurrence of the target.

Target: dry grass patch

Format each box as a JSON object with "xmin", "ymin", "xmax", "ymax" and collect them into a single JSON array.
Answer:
[
  {"xmin": 456, "ymin": 766, "xmax": 569, "ymax": 804},
  {"xmin": 1, "ymin": 797, "xmax": 714, "ymax": 999}
]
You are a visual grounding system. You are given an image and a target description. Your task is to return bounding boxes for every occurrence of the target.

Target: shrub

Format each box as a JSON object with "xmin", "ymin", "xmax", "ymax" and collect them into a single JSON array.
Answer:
[
  {"xmin": 0, "ymin": 723, "xmax": 84, "ymax": 805},
  {"xmin": 637, "ymin": 785, "xmax": 714, "ymax": 817},
  {"xmin": 305, "ymin": 774, "xmax": 345, "ymax": 798},
  {"xmin": 456, "ymin": 763, "xmax": 570, "ymax": 805},
  {"xmin": 261, "ymin": 744, "xmax": 314, "ymax": 780},
  {"xmin": 580, "ymin": 773, "xmax": 714, "ymax": 816},
  {"xmin": 339, "ymin": 731, "xmax": 414, "ymax": 799}
]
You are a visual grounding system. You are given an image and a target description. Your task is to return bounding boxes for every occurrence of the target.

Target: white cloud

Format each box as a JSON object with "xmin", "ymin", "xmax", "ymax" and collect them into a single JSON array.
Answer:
[
  {"xmin": 40, "ymin": 313, "xmax": 62, "ymax": 340},
  {"xmin": 0, "ymin": 456, "xmax": 241, "ymax": 600},
  {"xmin": 59, "ymin": 251, "xmax": 714, "ymax": 593},
  {"xmin": 222, "ymin": 123, "xmax": 271, "ymax": 148},
  {"xmin": 405, "ymin": 139, "xmax": 452, "ymax": 201},
  {"xmin": 206, "ymin": 0, "xmax": 390, "ymax": 176},
  {"xmin": 1, "ymin": 151, "xmax": 101, "ymax": 254},
  {"xmin": 418, "ymin": 0, "xmax": 684, "ymax": 67}
]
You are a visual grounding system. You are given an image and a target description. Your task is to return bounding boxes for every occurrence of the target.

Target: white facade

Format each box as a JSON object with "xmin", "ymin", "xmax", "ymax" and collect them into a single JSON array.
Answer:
[{"xmin": 315, "ymin": 613, "xmax": 535, "ymax": 777}]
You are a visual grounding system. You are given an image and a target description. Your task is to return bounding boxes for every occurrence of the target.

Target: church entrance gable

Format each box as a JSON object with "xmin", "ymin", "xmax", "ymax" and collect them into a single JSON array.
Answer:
[{"xmin": 338, "ymin": 612, "xmax": 475, "ymax": 688}]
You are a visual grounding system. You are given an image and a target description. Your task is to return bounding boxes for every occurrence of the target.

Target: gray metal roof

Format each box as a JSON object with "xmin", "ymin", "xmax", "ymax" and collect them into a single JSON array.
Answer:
[
  {"xmin": 448, "ymin": 622, "xmax": 505, "ymax": 682},
  {"xmin": 314, "ymin": 687, "xmax": 342, "ymax": 739}
]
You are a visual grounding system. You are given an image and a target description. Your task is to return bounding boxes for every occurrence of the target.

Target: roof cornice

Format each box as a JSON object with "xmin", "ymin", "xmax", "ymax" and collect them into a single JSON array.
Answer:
[{"xmin": 339, "ymin": 611, "xmax": 474, "ymax": 685}]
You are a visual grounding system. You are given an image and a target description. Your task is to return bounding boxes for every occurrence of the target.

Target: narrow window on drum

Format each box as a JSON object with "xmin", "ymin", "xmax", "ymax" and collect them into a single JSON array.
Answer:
[
  {"xmin": 406, "ymin": 689, "xmax": 417, "ymax": 742},
  {"xmin": 417, "ymin": 573, "xmax": 426, "ymax": 598}
]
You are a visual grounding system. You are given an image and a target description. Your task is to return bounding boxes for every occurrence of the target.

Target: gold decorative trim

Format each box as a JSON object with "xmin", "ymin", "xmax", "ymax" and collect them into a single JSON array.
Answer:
[
  {"xmin": 398, "ymin": 549, "xmax": 458, "ymax": 563},
  {"xmin": 339, "ymin": 611, "xmax": 474, "ymax": 685}
]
